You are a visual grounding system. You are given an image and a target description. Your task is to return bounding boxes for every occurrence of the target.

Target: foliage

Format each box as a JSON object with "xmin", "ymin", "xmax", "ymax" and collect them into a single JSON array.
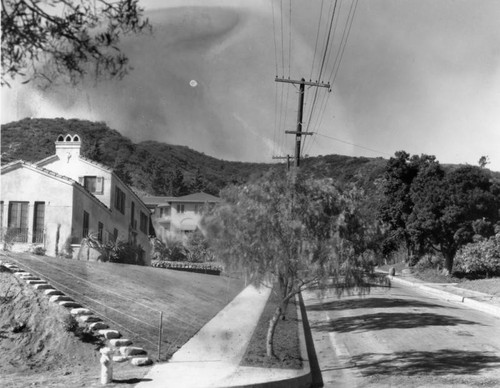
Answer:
[
  {"xmin": 150, "ymin": 236, "xmax": 187, "ymax": 262},
  {"xmin": 202, "ymin": 169, "xmax": 378, "ymax": 357},
  {"xmin": 30, "ymin": 245, "xmax": 46, "ymax": 256},
  {"xmin": 62, "ymin": 313, "xmax": 78, "ymax": 332},
  {"xmin": 81, "ymin": 232, "xmax": 145, "ymax": 265},
  {"xmin": 2, "ymin": 227, "xmax": 24, "ymax": 251},
  {"xmin": 151, "ymin": 260, "xmax": 222, "ymax": 275},
  {"xmin": 380, "ymin": 152, "xmax": 500, "ymax": 273},
  {"xmin": 454, "ymin": 233, "xmax": 500, "ymax": 277},
  {"xmin": 185, "ymin": 230, "xmax": 215, "ymax": 263},
  {"xmin": 1, "ymin": 0, "xmax": 151, "ymax": 87},
  {"xmin": 59, "ymin": 236, "xmax": 74, "ymax": 259}
]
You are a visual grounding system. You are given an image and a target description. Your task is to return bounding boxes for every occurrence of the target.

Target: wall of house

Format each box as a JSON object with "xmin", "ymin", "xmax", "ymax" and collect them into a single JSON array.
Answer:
[
  {"xmin": 41, "ymin": 156, "xmax": 114, "ymax": 208},
  {"xmin": 108, "ymin": 175, "xmax": 152, "ymax": 264},
  {"xmin": 70, "ymin": 185, "xmax": 112, "ymax": 261},
  {"xmin": 0, "ymin": 167, "xmax": 74, "ymax": 256}
]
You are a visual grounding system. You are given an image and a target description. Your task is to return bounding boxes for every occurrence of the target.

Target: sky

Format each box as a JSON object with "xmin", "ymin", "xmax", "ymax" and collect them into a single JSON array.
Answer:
[{"xmin": 1, "ymin": 0, "xmax": 499, "ymax": 171}]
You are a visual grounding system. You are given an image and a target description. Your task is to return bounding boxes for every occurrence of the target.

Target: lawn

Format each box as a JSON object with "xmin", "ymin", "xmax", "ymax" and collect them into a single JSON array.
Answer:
[{"xmin": 1, "ymin": 251, "xmax": 245, "ymax": 361}]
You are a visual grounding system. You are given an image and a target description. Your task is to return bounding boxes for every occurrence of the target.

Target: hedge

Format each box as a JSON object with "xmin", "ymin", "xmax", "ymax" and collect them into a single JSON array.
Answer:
[{"xmin": 151, "ymin": 260, "xmax": 223, "ymax": 276}]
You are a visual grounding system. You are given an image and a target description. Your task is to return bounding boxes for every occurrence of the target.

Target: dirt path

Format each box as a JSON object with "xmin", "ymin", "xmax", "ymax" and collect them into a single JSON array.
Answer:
[{"xmin": 304, "ymin": 282, "xmax": 500, "ymax": 387}]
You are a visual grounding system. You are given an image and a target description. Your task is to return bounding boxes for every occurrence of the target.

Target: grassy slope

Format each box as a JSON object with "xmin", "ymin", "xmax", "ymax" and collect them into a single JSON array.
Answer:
[{"xmin": 3, "ymin": 251, "xmax": 244, "ymax": 361}]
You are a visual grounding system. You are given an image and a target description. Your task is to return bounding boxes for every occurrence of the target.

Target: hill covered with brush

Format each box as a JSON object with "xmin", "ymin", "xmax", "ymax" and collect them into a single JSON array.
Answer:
[{"xmin": 1, "ymin": 117, "xmax": 388, "ymax": 196}]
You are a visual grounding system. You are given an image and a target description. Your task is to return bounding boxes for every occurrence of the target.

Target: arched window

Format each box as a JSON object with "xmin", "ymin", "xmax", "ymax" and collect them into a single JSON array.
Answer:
[
  {"xmin": 73, "ymin": 135, "xmax": 80, "ymax": 142},
  {"xmin": 65, "ymin": 135, "xmax": 72, "ymax": 142},
  {"xmin": 57, "ymin": 135, "xmax": 64, "ymax": 142}
]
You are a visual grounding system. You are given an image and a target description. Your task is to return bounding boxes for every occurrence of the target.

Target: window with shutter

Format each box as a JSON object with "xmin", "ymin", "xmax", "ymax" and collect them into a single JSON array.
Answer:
[{"xmin": 96, "ymin": 176, "xmax": 104, "ymax": 194}]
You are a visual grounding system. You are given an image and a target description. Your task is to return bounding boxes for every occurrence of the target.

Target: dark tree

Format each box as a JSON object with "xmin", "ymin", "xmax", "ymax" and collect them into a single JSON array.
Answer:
[
  {"xmin": 381, "ymin": 151, "xmax": 500, "ymax": 273},
  {"xmin": 172, "ymin": 168, "xmax": 188, "ymax": 196},
  {"xmin": 1, "ymin": 0, "xmax": 151, "ymax": 86},
  {"xmin": 378, "ymin": 151, "xmax": 420, "ymax": 260}
]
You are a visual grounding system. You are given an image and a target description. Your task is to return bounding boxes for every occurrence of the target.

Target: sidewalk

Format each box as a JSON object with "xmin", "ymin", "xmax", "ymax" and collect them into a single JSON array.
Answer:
[
  {"xmin": 378, "ymin": 270, "xmax": 500, "ymax": 319},
  {"xmin": 134, "ymin": 284, "xmax": 310, "ymax": 388}
]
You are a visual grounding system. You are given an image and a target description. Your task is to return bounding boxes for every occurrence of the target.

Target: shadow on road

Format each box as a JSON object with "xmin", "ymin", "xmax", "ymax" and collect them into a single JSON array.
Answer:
[
  {"xmin": 313, "ymin": 312, "xmax": 481, "ymax": 333},
  {"xmin": 350, "ymin": 349, "xmax": 500, "ymax": 376},
  {"xmin": 307, "ymin": 297, "xmax": 446, "ymax": 312}
]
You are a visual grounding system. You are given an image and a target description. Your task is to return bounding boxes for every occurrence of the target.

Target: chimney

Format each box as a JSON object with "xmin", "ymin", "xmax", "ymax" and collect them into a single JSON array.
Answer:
[{"xmin": 55, "ymin": 134, "xmax": 82, "ymax": 162}]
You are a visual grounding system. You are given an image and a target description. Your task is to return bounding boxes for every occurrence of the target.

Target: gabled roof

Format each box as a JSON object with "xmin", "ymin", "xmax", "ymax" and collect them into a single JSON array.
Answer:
[
  {"xmin": 141, "ymin": 192, "xmax": 221, "ymax": 206},
  {"xmin": 2, "ymin": 160, "xmax": 74, "ymax": 184},
  {"xmin": 78, "ymin": 156, "xmax": 114, "ymax": 173},
  {"xmin": 175, "ymin": 192, "xmax": 221, "ymax": 203},
  {"xmin": 35, "ymin": 154, "xmax": 113, "ymax": 174},
  {"xmin": 35, "ymin": 154, "xmax": 59, "ymax": 167},
  {"xmin": 1, "ymin": 160, "xmax": 111, "ymax": 212}
]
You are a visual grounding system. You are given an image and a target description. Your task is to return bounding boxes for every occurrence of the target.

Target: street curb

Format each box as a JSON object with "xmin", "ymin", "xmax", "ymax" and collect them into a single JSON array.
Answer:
[{"xmin": 388, "ymin": 275, "xmax": 500, "ymax": 318}]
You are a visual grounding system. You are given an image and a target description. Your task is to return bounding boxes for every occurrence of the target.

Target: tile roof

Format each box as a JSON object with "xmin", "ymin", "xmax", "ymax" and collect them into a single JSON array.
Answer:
[{"xmin": 141, "ymin": 192, "xmax": 221, "ymax": 206}]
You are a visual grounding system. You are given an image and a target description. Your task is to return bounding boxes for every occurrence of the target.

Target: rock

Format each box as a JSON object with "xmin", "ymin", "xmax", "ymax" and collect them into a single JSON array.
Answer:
[
  {"xmin": 119, "ymin": 346, "xmax": 147, "ymax": 357},
  {"xmin": 98, "ymin": 330, "xmax": 121, "ymax": 339},
  {"xmin": 34, "ymin": 284, "xmax": 53, "ymax": 290},
  {"xmin": 26, "ymin": 279, "xmax": 47, "ymax": 285},
  {"xmin": 44, "ymin": 289, "xmax": 64, "ymax": 296},
  {"xmin": 21, "ymin": 276, "xmax": 40, "ymax": 281},
  {"xmin": 109, "ymin": 339, "xmax": 132, "ymax": 347},
  {"xmin": 70, "ymin": 308, "xmax": 92, "ymax": 316},
  {"xmin": 89, "ymin": 322, "xmax": 109, "ymax": 331},
  {"xmin": 14, "ymin": 272, "xmax": 31, "ymax": 277},
  {"xmin": 77, "ymin": 315, "xmax": 101, "ymax": 323},
  {"xmin": 130, "ymin": 357, "xmax": 153, "ymax": 366},
  {"xmin": 389, "ymin": 267, "xmax": 396, "ymax": 276},
  {"xmin": 113, "ymin": 356, "xmax": 129, "ymax": 363},
  {"xmin": 49, "ymin": 295, "xmax": 73, "ymax": 303},
  {"xmin": 59, "ymin": 301, "xmax": 82, "ymax": 308}
]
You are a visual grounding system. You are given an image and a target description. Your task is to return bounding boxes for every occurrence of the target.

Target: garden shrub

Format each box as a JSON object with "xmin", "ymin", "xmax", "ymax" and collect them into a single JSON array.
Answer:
[
  {"xmin": 454, "ymin": 233, "xmax": 500, "ymax": 277},
  {"xmin": 414, "ymin": 254, "xmax": 443, "ymax": 271},
  {"xmin": 30, "ymin": 246, "xmax": 46, "ymax": 256},
  {"xmin": 185, "ymin": 230, "xmax": 215, "ymax": 263},
  {"xmin": 151, "ymin": 259, "xmax": 222, "ymax": 275}
]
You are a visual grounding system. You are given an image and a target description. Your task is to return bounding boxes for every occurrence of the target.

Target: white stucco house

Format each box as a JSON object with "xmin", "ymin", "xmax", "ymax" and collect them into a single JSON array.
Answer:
[
  {"xmin": 0, "ymin": 134, "xmax": 153, "ymax": 264},
  {"xmin": 142, "ymin": 192, "xmax": 221, "ymax": 241}
]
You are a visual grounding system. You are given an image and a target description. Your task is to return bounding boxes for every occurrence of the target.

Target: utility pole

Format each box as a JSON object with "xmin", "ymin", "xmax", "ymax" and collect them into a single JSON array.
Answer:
[
  {"xmin": 275, "ymin": 77, "xmax": 330, "ymax": 168},
  {"xmin": 272, "ymin": 155, "xmax": 293, "ymax": 171}
]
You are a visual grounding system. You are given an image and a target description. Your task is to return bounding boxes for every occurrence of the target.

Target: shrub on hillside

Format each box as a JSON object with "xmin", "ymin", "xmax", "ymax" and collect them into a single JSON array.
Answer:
[
  {"xmin": 62, "ymin": 313, "xmax": 78, "ymax": 332},
  {"xmin": 454, "ymin": 233, "xmax": 500, "ymax": 277}
]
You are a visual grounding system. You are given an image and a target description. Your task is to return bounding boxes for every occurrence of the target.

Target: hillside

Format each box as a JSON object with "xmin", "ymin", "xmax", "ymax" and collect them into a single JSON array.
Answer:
[
  {"xmin": 0, "ymin": 118, "xmax": 275, "ymax": 196},
  {"xmin": 4, "ymin": 118, "xmax": 497, "ymax": 196},
  {"xmin": 0, "ymin": 118, "xmax": 390, "ymax": 195}
]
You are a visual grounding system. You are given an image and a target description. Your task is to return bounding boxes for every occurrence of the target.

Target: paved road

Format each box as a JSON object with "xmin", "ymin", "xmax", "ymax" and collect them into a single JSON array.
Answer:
[{"xmin": 303, "ymin": 282, "xmax": 500, "ymax": 388}]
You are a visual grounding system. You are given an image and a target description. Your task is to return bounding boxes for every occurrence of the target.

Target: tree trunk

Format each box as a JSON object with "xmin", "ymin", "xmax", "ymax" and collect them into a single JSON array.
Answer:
[
  {"xmin": 443, "ymin": 246, "xmax": 456, "ymax": 274},
  {"xmin": 266, "ymin": 305, "xmax": 283, "ymax": 358}
]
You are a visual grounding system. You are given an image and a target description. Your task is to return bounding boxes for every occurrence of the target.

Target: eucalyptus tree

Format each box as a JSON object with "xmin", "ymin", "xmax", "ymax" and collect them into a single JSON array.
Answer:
[{"xmin": 202, "ymin": 169, "xmax": 376, "ymax": 357}]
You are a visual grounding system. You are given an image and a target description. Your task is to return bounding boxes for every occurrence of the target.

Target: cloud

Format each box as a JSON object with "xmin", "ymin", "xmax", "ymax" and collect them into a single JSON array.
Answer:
[{"xmin": 2, "ymin": 0, "xmax": 500, "ymax": 171}]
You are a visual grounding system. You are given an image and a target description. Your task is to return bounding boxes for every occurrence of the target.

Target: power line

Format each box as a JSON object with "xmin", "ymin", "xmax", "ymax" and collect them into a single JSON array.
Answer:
[
  {"xmin": 270, "ymin": 0, "xmax": 279, "ymax": 77},
  {"xmin": 315, "ymin": 132, "xmax": 392, "ymax": 156}
]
